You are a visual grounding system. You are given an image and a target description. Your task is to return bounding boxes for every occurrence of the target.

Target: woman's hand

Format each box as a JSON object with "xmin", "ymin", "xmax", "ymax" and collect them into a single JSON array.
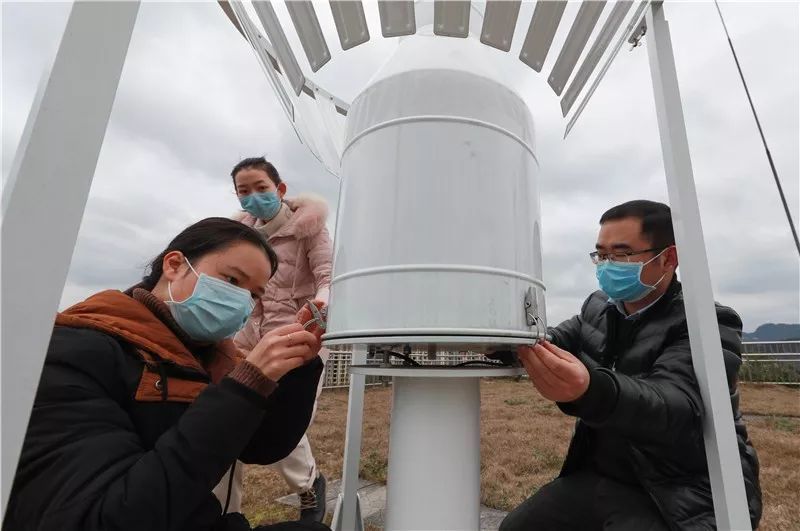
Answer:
[
  {"xmin": 296, "ymin": 299, "xmax": 327, "ymax": 341},
  {"xmin": 246, "ymin": 323, "xmax": 320, "ymax": 381}
]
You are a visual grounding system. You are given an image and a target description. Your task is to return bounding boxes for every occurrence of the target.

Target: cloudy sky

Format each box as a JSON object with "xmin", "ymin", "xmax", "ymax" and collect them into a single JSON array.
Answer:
[{"xmin": 3, "ymin": 1, "xmax": 798, "ymax": 333}]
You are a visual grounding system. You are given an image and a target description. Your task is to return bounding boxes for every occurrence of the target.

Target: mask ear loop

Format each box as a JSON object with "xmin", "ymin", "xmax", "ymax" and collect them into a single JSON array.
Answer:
[
  {"xmin": 183, "ymin": 257, "xmax": 200, "ymax": 277},
  {"xmin": 640, "ymin": 247, "xmax": 671, "ymax": 289},
  {"xmin": 168, "ymin": 257, "xmax": 201, "ymax": 304}
]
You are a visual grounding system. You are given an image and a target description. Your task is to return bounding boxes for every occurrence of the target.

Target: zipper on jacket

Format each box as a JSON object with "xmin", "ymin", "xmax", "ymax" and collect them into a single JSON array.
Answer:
[{"xmin": 156, "ymin": 362, "xmax": 169, "ymax": 401}]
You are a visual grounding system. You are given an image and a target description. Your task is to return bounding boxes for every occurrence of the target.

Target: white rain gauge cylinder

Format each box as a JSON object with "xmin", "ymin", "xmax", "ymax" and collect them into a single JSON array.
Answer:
[{"xmin": 327, "ymin": 33, "xmax": 546, "ymax": 351}]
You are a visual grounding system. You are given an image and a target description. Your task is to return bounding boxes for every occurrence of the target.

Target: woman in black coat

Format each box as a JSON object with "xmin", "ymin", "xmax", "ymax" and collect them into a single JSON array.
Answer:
[{"xmin": 3, "ymin": 218, "xmax": 329, "ymax": 531}]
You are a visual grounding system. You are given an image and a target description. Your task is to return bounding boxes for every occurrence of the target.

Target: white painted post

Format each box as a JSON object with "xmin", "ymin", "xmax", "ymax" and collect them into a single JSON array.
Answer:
[
  {"xmin": 331, "ymin": 345, "xmax": 367, "ymax": 531},
  {"xmin": 645, "ymin": 3, "xmax": 752, "ymax": 529},
  {"xmin": 1, "ymin": 0, "xmax": 140, "ymax": 512},
  {"xmin": 384, "ymin": 376, "xmax": 481, "ymax": 531}
]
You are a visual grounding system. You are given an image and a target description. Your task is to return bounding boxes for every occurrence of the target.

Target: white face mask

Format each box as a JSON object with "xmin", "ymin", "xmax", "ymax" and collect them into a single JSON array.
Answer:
[
  {"xmin": 166, "ymin": 259, "xmax": 255, "ymax": 342},
  {"xmin": 596, "ymin": 248, "xmax": 668, "ymax": 302}
]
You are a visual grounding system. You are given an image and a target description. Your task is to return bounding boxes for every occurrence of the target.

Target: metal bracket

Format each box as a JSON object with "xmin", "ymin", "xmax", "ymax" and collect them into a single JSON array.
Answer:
[
  {"xmin": 302, "ymin": 299, "xmax": 328, "ymax": 331},
  {"xmin": 525, "ymin": 287, "xmax": 550, "ymax": 341},
  {"xmin": 628, "ymin": 18, "xmax": 647, "ymax": 49},
  {"xmin": 330, "ymin": 480, "xmax": 366, "ymax": 531},
  {"xmin": 524, "ymin": 287, "xmax": 537, "ymax": 327}
]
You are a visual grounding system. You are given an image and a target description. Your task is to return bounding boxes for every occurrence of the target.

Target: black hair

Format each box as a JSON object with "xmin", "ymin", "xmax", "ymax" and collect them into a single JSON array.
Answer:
[
  {"xmin": 231, "ymin": 156, "xmax": 282, "ymax": 188},
  {"xmin": 141, "ymin": 217, "xmax": 278, "ymax": 290},
  {"xmin": 599, "ymin": 200, "xmax": 675, "ymax": 249}
]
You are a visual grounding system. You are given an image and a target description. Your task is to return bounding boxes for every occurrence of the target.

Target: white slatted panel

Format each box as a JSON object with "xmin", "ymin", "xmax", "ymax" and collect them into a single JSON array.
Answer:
[
  {"xmin": 519, "ymin": 0, "xmax": 567, "ymax": 72},
  {"xmin": 378, "ymin": 0, "xmax": 416, "ymax": 37},
  {"xmin": 547, "ymin": 0, "xmax": 606, "ymax": 95},
  {"xmin": 330, "ymin": 1, "xmax": 370, "ymax": 50},
  {"xmin": 561, "ymin": 0, "xmax": 633, "ymax": 116},
  {"xmin": 251, "ymin": 0, "xmax": 306, "ymax": 95},
  {"xmin": 480, "ymin": 0, "xmax": 521, "ymax": 52},
  {"xmin": 286, "ymin": 0, "xmax": 331, "ymax": 71},
  {"xmin": 564, "ymin": 1, "xmax": 650, "ymax": 137},
  {"xmin": 434, "ymin": 0, "xmax": 471, "ymax": 38}
]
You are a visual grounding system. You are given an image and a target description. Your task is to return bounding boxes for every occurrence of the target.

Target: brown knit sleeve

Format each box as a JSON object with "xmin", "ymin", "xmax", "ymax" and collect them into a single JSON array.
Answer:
[{"xmin": 227, "ymin": 360, "xmax": 277, "ymax": 399}]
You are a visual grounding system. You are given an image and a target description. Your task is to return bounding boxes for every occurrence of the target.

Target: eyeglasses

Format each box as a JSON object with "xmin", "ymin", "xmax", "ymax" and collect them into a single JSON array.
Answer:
[{"xmin": 589, "ymin": 247, "xmax": 665, "ymax": 265}]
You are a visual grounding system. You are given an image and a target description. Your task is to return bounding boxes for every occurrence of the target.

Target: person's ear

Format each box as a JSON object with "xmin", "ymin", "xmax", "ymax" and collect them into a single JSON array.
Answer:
[
  {"xmin": 161, "ymin": 251, "xmax": 187, "ymax": 282},
  {"xmin": 277, "ymin": 182, "xmax": 287, "ymax": 198},
  {"xmin": 664, "ymin": 245, "xmax": 679, "ymax": 270}
]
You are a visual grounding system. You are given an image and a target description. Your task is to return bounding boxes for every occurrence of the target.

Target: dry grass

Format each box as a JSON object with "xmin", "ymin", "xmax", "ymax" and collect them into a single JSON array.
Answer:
[
  {"xmin": 242, "ymin": 381, "xmax": 799, "ymax": 530},
  {"xmin": 478, "ymin": 379, "xmax": 574, "ymax": 511},
  {"xmin": 740, "ymin": 383, "xmax": 800, "ymax": 418}
]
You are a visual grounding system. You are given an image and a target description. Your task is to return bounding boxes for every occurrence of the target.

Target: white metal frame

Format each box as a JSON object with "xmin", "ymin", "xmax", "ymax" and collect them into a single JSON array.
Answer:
[
  {"xmin": 1, "ymin": 1, "xmax": 140, "ymax": 511},
  {"xmin": 1, "ymin": 2, "xmax": 752, "ymax": 529},
  {"xmin": 330, "ymin": 345, "xmax": 367, "ymax": 531},
  {"xmin": 646, "ymin": 3, "xmax": 751, "ymax": 528}
]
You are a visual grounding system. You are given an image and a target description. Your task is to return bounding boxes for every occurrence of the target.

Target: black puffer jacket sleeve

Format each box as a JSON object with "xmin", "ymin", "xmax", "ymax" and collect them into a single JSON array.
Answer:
[
  {"xmin": 4, "ymin": 327, "xmax": 317, "ymax": 531},
  {"xmin": 549, "ymin": 296, "xmax": 601, "ymax": 370},
  {"xmin": 548, "ymin": 315, "xmax": 582, "ymax": 352},
  {"xmin": 239, "ymin": 357, "xmax": 323, "ymax": 464},
  {"xmin": 573, "ymin": 306, "xmax": 744, "ymax": 444}
]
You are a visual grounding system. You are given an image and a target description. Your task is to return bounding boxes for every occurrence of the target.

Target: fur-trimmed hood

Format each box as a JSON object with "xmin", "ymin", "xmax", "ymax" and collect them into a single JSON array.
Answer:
[{"xmin": 233, "ymin": 194, "xmax": 329, "ymax": 240}]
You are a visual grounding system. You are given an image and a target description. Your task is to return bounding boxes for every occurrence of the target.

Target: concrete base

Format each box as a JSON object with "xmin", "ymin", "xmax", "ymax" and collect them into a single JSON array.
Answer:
[{"xmin": 276, "ymin": 478, "xmax": 509, "ymax": 530}]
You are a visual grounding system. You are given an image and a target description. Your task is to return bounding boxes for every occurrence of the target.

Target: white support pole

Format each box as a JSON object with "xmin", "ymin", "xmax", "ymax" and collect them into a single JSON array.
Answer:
[
  {"xmin": 385, "ymin": 376, "xmax": 481, "ymax": 531},
  {"xmin": 0, "ymin": 1, "xmax": 139, "ymax": 512},
  {"xmin": 331, "ymin": 345, "xmax": 367, "ymax": 531},
  {"xmin": 645, "ymin": 3, "xmax": 751, "ymax": 529}
]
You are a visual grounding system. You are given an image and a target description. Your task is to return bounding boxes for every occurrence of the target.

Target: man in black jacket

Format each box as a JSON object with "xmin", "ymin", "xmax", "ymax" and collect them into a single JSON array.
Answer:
[{"xmin": 500, "ymin": 200, "xmax": 761, "ymax": 531}]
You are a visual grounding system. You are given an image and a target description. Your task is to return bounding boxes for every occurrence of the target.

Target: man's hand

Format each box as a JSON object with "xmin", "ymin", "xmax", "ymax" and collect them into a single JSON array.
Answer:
[
  {"xmin": 246, "ymin": 323, "xmax": 320, "ymax": 381},
  {"xmin": 517, "ymin": 340, "xmax": 590, "ymax": 402}
]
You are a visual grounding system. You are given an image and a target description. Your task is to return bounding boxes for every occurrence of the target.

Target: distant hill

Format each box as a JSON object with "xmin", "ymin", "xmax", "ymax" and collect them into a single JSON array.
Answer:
[{"xmin": 743, "ymin": 323, "xmax": 800, "ymax": 342}]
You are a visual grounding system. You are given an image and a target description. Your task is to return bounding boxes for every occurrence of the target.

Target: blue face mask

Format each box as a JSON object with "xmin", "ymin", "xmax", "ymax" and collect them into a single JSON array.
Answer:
[
  {"xmin": 239, "ymin": 191, "xmax": 282, "ymax": 220},
  {"xmin": 166, "ymin": 259, "xmax": 255, "ymax": 342},
  {"xmin": 596, "ymin": 250, "xmax": 667, "ymax": 303}
]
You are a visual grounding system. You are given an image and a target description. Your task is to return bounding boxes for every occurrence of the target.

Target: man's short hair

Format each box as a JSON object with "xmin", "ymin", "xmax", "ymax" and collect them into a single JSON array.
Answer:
[{"xmin": 600, "ymin": 200, "xmax": 675, "ymax": 249}]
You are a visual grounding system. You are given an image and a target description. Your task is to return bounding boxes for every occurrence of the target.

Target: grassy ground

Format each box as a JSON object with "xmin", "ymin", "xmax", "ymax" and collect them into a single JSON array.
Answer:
[{"xmin": 242, "ymin": 381, "xmax": 800, "ymax": 530}]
